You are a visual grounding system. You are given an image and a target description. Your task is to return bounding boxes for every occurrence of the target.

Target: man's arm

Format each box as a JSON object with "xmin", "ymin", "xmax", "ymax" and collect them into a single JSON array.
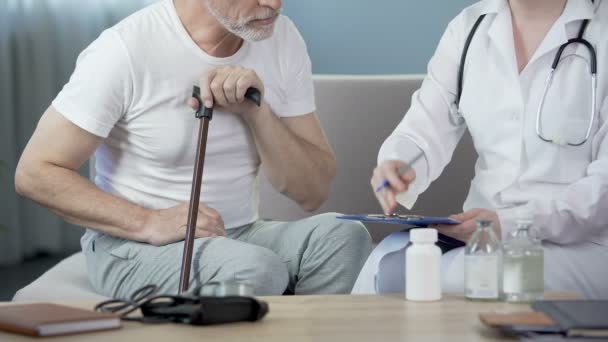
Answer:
[
  {"xmin": 196, "ymin": 66, "xmax": 336, "ymax": 211},
  {"xmin": 244, "ymin": 105, "xmax": 336, "ymax": 211},
  {"xmin": 15, "ymin": 107, "xmax": 225, "ymax": 246}
]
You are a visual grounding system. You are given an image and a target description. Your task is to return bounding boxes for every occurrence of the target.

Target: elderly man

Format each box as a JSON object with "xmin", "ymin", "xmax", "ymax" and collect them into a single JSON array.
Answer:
[{"xmin": 15, "ymin": 0, "xmax": 371, "ymax": 298}]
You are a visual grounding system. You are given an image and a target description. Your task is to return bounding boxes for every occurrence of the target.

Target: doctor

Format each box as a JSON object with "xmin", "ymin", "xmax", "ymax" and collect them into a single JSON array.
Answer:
[{"xmin": 353, "ymin": 0, "xmax": 608, "ymax": 299}]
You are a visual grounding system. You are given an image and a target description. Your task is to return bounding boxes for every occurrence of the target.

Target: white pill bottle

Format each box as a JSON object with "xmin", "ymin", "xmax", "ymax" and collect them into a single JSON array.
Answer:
[{"xmin": 406, "ymin": 228, "xmax": 442, "ymax": 301}]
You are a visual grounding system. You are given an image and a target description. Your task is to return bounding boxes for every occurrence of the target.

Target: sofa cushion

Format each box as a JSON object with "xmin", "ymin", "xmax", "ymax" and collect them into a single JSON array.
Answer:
[{"xmin": 12, "ymin": 252, "xmax": 107, "ymax": 302}]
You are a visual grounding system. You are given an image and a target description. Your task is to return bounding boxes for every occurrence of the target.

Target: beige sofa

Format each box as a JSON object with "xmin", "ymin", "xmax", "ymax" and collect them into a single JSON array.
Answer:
[{"xmin": 13, "ymin": 75, "xmax": 477, "ymax": 301}]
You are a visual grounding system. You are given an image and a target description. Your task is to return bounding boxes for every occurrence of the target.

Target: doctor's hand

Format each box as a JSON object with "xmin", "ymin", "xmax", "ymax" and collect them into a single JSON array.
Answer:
[
  {"xmin": 189, "ymin": 66, "xmax": 265, "ymax": 117},
  {"xmin": 139, "ymin": 202, "xmax": 225, "ymax": 247},
  {"xmin": 371, "ymin": 160, "xmax": 416, "ymax": 215},
  {"xmin": 435, "ymin": 208, "xmax": 501, "ymax": 243}
]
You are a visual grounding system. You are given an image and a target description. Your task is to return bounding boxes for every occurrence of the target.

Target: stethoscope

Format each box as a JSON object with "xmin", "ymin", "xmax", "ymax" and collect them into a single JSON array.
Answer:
[{"xmin": 451, "ymin": 0, "xmax": 598, "ymax": 147}]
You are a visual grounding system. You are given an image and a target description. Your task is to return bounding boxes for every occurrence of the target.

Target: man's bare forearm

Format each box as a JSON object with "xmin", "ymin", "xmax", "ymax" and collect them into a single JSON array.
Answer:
[
  {"xmin": 243, "ymin": 104, "xmax": 336, "ymax": 211},
  {"xmin": 15, "ymin": 161, "xmax": 150, "ymax": 241}
]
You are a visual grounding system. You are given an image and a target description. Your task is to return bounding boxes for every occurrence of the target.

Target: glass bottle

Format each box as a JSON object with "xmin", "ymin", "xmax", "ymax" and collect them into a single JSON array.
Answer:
[
  {"xmin": 502, "ymin": 220, "xmax": 544, "ymax": 302},
  {"xmin": 465, "ymin": 219, "xmax": 502, "ymax": 301}
]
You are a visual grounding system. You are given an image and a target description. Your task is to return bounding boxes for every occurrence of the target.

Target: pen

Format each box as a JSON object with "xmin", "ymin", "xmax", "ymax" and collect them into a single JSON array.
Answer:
[{"xmin": 375, "ymin": 152, "xmax": 424, "ymax": 193}]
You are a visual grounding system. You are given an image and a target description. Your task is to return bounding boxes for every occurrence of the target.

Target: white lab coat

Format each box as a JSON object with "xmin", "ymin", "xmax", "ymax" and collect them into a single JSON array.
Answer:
[{"xmin": 353, "ymin": 0, "xmax": 608, "ymax": 298}]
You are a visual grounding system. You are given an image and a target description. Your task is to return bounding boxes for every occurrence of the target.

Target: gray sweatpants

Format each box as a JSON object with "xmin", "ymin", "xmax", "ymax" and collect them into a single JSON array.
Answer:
[{"xmin": 84, "ymin": 213, "xmax": 372, "ymax": 298}]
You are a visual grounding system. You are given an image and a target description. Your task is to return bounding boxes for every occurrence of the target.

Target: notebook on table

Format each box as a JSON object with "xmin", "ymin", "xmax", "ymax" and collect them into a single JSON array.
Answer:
[{"xmin": 0, "ymin": 303, "xmax": 121, "ymax": 337}]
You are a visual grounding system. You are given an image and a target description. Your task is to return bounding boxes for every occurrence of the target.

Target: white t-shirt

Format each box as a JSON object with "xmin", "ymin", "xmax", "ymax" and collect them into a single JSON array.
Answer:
[{"xmin": 52, "ymin": 0, "xmax": 316, "ymax": 248}]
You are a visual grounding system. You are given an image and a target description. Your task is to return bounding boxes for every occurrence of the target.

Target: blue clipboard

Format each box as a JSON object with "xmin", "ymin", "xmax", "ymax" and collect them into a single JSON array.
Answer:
[{"xmin": 336, "ymin": 214, "xmax": 460, "ymax": 227}]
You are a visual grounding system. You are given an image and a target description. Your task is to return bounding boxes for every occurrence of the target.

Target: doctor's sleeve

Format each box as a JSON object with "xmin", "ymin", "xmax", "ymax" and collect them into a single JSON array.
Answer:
[
  {"xmin": 498, "ymin": 98, "xmax": 608, "ymax": 244},
  {"xmin": 378, "ymin": 17, "xmax": 468, "ymax": 209}
]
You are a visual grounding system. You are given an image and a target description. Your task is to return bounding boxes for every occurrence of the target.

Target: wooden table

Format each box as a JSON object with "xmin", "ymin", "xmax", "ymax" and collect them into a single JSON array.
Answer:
[{"xmin": 0, "ymin": 294, "xmax": 574, "ymax": 341}]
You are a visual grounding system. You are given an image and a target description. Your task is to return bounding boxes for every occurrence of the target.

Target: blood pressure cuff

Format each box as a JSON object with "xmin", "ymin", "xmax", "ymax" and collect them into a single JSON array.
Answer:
[{"xmin": 139, "ymin": 296, "xmax": 269, "ymax": 325}]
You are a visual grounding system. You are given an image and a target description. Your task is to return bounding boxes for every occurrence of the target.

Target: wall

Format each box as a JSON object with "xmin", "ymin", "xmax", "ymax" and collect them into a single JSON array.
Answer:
[{"xmin": 284, "ymin": 0, "xmax": 475, "ymax": 74}]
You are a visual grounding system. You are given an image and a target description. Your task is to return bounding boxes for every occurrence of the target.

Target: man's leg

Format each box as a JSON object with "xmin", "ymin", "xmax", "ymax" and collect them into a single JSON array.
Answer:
[
  {"xmin": 232, "ymin": 213, "xmax": 372, "ymax": 294},
  {"xmin": 84, "ymin": 231, "xmax": 289, "ymax": 298}
]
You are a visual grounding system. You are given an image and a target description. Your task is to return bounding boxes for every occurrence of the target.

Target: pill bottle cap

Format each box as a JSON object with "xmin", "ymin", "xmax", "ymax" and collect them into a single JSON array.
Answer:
[{"xmin": 410, "ymin": 228, "xmax": 438, "ymax": 243}]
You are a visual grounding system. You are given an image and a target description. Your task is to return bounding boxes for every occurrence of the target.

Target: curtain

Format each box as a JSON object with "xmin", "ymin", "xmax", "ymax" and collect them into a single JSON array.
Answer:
[{"xmin": 0, "ymin": 0, "xmax": 157, "ymax": 265}]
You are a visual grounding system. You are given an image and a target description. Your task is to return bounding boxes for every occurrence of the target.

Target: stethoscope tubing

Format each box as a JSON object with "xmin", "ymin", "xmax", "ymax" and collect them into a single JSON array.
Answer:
[
  {"xmin": 536, "ymin": 36, "xmax": 598, "ymax": 147},
  {"xmin": 453, "ymin": 10, "xmax": 599, "ymax": 147}
]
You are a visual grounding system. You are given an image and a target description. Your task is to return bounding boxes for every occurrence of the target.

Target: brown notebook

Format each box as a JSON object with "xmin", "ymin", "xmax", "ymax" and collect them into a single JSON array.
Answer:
[
  {"xmin": 0, "ymin": 303, "xmax": 121, "ymax": 337},
  {"xmin": 480, "ymin": 311, "xmax": 556, "ymax": 328}
]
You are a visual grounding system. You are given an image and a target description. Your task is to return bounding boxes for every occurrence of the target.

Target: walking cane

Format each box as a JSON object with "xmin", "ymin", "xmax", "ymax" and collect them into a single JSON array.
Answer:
[{"xmin": 178, "ymin": 86, "xmax": 262, "ymax": 294}]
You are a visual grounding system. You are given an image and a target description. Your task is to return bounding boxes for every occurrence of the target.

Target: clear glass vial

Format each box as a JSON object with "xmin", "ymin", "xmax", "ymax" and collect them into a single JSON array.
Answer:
[
  {"xmin": 465, "ymin": 219, "xmax": 502, "ymax": 301},
  {"xmin": 502, "ymin": 220, "xmax": 544, "ymax": 303}
]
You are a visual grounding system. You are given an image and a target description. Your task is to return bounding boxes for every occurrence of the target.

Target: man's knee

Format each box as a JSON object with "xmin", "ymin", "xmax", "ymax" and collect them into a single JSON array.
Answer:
[
  {"xmin": 298, "ymin": 213, "xmax": 373, "ymax": 293},
  {"xmin": 232, "ymin": 247, "xmax": 289, "ymax": 296},
  {"xmin": 312, "ymin": 212, "xmax": 373, "ymax": 257}
]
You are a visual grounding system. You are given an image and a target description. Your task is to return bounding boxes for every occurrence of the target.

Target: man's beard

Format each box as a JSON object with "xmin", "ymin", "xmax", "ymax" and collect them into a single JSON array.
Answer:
[{"xmin": 207, "ymin": 2, "xmax": 280, "ymax": 42}]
